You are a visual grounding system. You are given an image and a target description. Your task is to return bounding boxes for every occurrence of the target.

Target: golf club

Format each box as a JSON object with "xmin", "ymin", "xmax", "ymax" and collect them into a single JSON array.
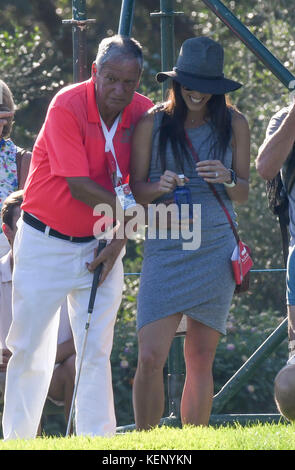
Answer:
[{"xmin": 66, "ymin": 238, "xmax": 107, "ymax": 436}]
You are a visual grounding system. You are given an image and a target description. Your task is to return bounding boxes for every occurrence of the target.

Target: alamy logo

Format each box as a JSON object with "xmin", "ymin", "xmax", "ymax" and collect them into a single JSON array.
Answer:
[{"xmin": 93, "ymin": 201, "xmax": 202, "ymax": 251}]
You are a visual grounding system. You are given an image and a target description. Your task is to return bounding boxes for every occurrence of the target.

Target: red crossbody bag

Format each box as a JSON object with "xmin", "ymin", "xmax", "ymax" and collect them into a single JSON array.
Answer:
[{"xmin": 185, "ymin": 132, "xmax": 253, "ymax": 294}]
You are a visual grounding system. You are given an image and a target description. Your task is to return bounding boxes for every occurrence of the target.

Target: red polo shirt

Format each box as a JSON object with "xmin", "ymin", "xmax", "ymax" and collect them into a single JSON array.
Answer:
[{"xmin": 22, "ymin": 79, "xmax": 153, "ymax": 237}]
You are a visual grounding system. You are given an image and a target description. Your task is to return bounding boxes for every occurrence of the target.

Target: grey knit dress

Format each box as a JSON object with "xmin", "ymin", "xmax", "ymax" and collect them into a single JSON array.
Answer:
[{"xmin": 137, "ymin": 111, "xmax": 237, "ymax": 335}]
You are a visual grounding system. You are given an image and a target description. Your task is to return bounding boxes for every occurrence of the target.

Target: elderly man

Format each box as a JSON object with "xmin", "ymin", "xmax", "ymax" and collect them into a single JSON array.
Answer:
[
  {"xmin": 2, "ymin": 35, "xmax": 153, "ymax": 439},
  {"xmin": 256, "ymin": 101, "xmax": 295, "ymax": 421}
]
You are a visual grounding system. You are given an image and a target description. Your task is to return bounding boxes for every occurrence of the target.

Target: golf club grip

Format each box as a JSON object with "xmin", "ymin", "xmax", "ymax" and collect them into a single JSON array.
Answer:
[{"xmin": 88, "ymin": 239, "xmax": 107, "ymax": 313}]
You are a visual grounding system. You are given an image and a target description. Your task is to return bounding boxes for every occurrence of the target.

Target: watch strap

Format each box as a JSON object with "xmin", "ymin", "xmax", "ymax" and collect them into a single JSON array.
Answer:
[{"xmin": 224, "ymin": 169, "xmax": 237, "ymax": 188}]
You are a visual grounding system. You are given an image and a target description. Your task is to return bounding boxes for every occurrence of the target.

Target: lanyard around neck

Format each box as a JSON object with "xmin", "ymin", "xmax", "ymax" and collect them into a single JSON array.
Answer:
[{"xmin": 100, "ymin": 113, "xmax": 122, "ymax": 180}]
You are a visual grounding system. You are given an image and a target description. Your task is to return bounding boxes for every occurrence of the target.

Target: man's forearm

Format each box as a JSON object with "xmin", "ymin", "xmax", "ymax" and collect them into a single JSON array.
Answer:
[
  {"xmin": 67, "ymin": 176, "xmax": 139, "ymax": 243},
  {"xmin": 288, "ymin": 306, "xmax": 295, "ymax": 359},
  {"xmin": 66, "ymin": 176, "xmax": 118, "ymax": 212},
  {"xmin": 256, "ymin": 106, "xmax": 295, "ymax": 180}
]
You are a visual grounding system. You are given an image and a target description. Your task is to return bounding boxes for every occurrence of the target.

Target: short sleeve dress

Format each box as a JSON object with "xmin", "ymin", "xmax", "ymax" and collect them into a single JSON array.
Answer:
[
  {"xmin": 136, "ymin": 111, "xmax": 237, "ymax": 335},
  {"xmin": 0, "ymin": 138, "xmax": 18, "ymax": 218}
]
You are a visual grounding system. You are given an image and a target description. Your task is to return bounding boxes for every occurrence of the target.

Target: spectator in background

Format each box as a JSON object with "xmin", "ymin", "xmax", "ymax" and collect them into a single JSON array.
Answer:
[
  {"xmin": 256, "ymin": 102, "xmax": 295, "ymax": 420},
  {"xmin": 274, "ymin": 362, "xmax": 295, "ymax": 421},
  {"xmin": 0, "ymin": 190, "xmax": 75, "ymax": 433},
  {"xmin": 0, "ymin": 79, "xmax": 31, "ymax": 257}
]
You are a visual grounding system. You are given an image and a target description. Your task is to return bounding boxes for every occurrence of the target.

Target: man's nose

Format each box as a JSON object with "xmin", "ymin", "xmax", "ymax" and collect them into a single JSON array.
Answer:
[{"xmin": 113, "ymin": 81, "xmax": 125, "ymax": 95}]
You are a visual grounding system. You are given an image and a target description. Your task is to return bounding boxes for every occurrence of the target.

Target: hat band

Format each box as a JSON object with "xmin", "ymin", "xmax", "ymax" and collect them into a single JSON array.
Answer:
[{"xmin": 173, "ymin": 67, "xmax": 224, "ymax": 81}]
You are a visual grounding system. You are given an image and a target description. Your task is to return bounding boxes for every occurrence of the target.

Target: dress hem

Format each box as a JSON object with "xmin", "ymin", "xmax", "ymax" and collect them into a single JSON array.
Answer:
[{"xmin": 137, "ymin": 310, "xmax": 227, "ymax": 336}]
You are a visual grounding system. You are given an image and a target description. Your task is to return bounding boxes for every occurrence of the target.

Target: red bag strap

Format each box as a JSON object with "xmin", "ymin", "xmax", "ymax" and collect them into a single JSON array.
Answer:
[{"xmin": 185, "ymin": 131, "xmax": 240, "ymax": 244}]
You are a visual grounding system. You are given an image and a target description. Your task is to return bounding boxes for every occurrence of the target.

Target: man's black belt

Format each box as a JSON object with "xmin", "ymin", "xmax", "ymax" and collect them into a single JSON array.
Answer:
[{"xmin": 22, "ymin": 212, "xmax": 95, "ymax": 243}]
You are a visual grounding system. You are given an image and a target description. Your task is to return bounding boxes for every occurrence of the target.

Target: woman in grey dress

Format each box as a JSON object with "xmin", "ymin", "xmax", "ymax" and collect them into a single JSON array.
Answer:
[{"xmin": 130, "ymin": 37, "xmax": 250, "ymax": 430}]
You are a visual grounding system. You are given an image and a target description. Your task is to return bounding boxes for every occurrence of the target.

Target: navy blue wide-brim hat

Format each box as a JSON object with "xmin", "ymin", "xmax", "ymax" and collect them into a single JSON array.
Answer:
[{"xmin": 156, "ymin": 37, "xmax": 242, "ymax": 95}]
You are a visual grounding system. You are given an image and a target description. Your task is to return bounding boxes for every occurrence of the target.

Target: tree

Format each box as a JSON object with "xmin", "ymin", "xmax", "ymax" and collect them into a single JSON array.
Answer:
[{"xmin": 1, "ymin": 0, "xmax": 294, "ymax": 423}]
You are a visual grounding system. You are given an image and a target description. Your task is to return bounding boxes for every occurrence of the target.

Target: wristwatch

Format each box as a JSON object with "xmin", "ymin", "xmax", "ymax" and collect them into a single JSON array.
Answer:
[{"xmin": 224, "ymin": 169, "xmax": 237, "ymax": 188}]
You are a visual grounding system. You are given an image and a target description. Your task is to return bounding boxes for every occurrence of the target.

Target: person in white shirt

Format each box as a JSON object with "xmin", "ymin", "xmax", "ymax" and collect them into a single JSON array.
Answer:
[
  {"xmin": 256, "ymin": 104, "xmax": 295, "ymax": 421},
  {"xmin": 0, "ymin": 190, "xmax": 75, "ymax": 431},
  {"xmin": 0, "ymin": 79, "xmax": 31, "ymax": 258}
]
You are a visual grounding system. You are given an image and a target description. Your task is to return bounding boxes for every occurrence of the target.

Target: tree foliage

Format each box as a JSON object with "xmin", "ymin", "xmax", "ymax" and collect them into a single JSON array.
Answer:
[{"xmin": 1, "ymin": 0, "xmax": 295, "ymax": 425}]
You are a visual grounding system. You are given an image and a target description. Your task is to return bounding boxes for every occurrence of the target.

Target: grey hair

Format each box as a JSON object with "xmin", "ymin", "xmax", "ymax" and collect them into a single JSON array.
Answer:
[{"xmin": 95, "ymin": 35, "xmax": 143, "ymax": 72}]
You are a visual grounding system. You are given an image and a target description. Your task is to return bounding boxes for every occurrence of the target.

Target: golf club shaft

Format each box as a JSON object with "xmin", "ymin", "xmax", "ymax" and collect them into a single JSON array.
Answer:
[{"xmin": 66, "ymin": 239, "xmax": 107, "ymax": 436}]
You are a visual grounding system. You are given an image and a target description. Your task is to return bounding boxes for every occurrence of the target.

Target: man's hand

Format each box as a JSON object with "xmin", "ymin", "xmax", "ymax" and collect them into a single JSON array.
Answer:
[
  {"xmin": 0, "ymin": 348, "xmax": 12, "ymax": 372},
  {"xmin": 86, "ymin": 238, "xmax": 126, "ymax": 286}
]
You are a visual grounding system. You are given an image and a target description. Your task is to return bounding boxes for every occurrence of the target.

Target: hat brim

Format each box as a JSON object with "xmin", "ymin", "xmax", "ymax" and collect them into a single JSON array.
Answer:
[{"xmin": 156, "ymin": 70, "xmax": 242, "ymax": 94}]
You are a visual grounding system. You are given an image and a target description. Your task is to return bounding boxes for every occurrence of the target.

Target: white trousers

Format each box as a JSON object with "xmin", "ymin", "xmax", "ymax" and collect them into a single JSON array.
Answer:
[
  {"xmin": 2, "ymin": 219, "xmax": 124, "ymax": 439},
  {"xmin": 0, "ymin": 371, "xmax": 5, "ymax": 405},
  {"xmin": 0, "ymin": 232, "xmax": 10, "ymax": 258}
]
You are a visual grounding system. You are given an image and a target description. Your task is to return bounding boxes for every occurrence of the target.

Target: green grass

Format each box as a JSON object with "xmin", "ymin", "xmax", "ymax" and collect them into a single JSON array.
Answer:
[{"xmin": 0, "ymin": 423, "xmax": 294, "ymax": 450}]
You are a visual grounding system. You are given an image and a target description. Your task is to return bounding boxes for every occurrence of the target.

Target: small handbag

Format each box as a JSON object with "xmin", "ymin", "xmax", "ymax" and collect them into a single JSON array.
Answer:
[
  {"xmin": 185, "ymin": 132, "xmax": 253, "ymax": 294},
  {"xmin": 230, "ymin": 238, "xmax": 252, "ymax": 294}
]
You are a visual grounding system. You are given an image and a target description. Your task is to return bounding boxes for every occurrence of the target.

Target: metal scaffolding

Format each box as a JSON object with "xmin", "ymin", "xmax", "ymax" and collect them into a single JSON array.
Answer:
[{"xmin": 65, "ymin": 0, "xmax": 293, "ymax": 430}]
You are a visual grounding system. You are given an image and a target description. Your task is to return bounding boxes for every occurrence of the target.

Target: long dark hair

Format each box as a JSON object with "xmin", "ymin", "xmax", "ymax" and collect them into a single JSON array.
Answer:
[{"xmin": 157, "ymin": 80, "xmax": 233, "ymax": 172}]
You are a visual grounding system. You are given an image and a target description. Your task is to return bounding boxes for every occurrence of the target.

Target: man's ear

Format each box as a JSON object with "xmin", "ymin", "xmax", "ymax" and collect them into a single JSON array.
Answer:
[
  {"xmin": 136, "ymin": 71, "xmax": 143, "ymax": 89},
  {"xmin": 2, "ymin": 223, "xmax": 12, "ymax": 243},
  {"xmin": 91, "ymin": 62, "xmax": 97, "ymax": 83}
]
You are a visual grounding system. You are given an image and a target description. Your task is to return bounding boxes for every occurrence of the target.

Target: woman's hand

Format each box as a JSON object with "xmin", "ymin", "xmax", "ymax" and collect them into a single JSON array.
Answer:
[
  {"xmin": 196, "ymin": 111, "xmax": 250, "ymax": 206},
  {"xmin": 0, "ymin": 111, "xmax": 14, "ymax": 137},
  {"xmin": 196, "ymin": 160, "xmax": 231, "ymax": 184},
  {"xmin": 156, "ymin": 170, "xmax": 189, "ymax": 193}
]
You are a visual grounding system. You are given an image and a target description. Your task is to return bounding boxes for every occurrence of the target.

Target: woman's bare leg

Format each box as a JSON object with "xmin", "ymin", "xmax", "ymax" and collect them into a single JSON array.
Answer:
[
  {"xmin": 181, "ymin": 319, "xmax": 220, "ymax": 426},
  {"xmin": 133, "ymin": 313, "xmax": 182, "ymax": 430}
]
